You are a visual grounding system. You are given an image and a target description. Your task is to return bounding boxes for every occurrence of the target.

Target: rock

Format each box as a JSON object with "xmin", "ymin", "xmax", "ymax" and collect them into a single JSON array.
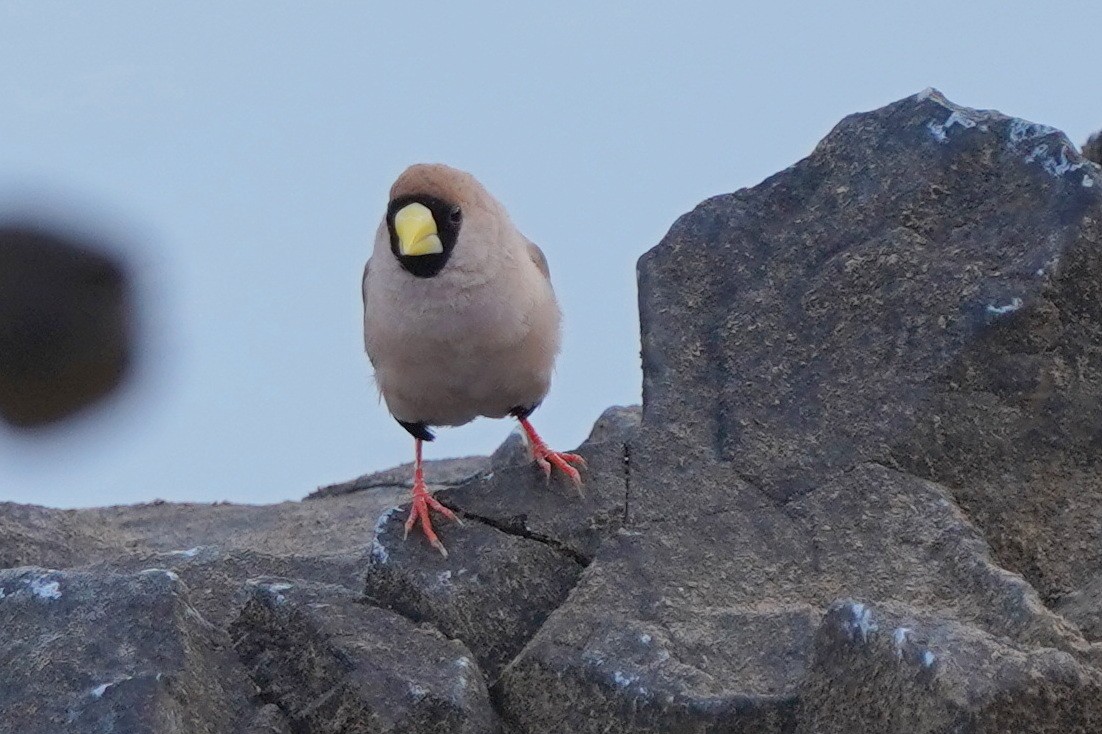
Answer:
[
  {"xmin": 496, "ymin": 89, "xmax": 1102, "ymax": 732},
  {"xmin": 0, "ymin": 502, "xmax": 125, "ymax": 570},
  {"xmin": 488, "ymin": 404, "xmax": 639, "ymax": 472},
  {"xmin": 489, "ymin": 428, "xmax": 529, "ymax": 470},
  {"xmin": 359, "ymin": 404, "xmax": 637, "ymax": 686},
  {"xmin": 495, "ymin": 464, "xmax": 1095, "ymax": 732},
  {"xmin": 582, "ymin": 404, "xmax": 641, "ymax": 445},
  {"xmin": 799, "ymin": 600, "xmax": 1102, "ymax": 733},
  {"xmin": 0, "ymin": 566, "xmax": 255, "ymax": 732},
  {"xmin": 365, "ymin": 509, "xmax": 583, "ymax": 681},
  {"xmin": 231, "ymin": 578, "xmax": 500, "ymax": 734},
  {"xmin": 85, "ymin": 490, "xmax": 405, "ymax": 557},
  {"xmin": 310, "ymin": 455, "xmax": 490, "ymax": 500},
  {"xmin": 90, "ymin": 545, "xmax": 367, "ymax": 628},
  {"xmin": 0, "ymin": 223, "xmax": 133, "ymax": 427},
  {"xmin": 436, "ymin": 419, "xmax": 632, "ymax": 562},
  {"xmin": 1056, "ymin": 574, "xmax": 1102, "ymax": 641},
  {"xmin": 244, "ymin": 704, "xmax": 294, "ymax": 734},
  {"xmin": 0, "ymin": 489, "xmax": 405, "ymax": 574},
  {"xmin": 1084, "ymin": 130, "xmax": 1102, "ymax": 165}
]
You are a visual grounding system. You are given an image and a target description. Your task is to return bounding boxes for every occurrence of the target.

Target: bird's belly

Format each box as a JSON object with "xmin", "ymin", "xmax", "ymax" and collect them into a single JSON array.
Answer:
[
  {"xmin": 370, "ymin": 301, "xmax": 558, "ymax": 427},
  {"xmin": 375, "ymin": 337, "xmax": 552, "ymax": 426}
]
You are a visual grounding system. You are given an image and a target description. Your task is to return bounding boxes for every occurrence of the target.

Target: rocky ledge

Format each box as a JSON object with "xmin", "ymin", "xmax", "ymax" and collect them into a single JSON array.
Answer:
[{"xmin": 4, "ymin": 90, "xmax": 1102, "ymax": 733}]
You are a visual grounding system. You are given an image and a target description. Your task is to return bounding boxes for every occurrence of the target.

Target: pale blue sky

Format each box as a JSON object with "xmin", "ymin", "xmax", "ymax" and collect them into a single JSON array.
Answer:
[{"xmin": 1, "ymin": 2, "xmax": 1099, "ymax": 507}]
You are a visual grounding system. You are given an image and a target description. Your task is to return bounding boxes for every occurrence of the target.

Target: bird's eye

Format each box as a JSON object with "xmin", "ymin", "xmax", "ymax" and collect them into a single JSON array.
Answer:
[{"xmin": 448, "ymin": 206, "xmax": 462, "ymax": 224}]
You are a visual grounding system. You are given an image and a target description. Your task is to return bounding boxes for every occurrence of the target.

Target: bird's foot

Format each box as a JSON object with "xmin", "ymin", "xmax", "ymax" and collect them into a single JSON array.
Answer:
[
  {"xmin": 403, "ymin": 480, "xmax": 461, "ymax": 557},
  {"xmin": 532, "ymin": 446, "xmax": 588, "ymax": 490}
]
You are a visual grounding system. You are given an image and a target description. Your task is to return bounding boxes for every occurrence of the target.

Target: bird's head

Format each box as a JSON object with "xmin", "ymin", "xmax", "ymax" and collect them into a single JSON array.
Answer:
[{"xmin": 385, "ymin": 164, "xmax": 497, "ymax": 279}]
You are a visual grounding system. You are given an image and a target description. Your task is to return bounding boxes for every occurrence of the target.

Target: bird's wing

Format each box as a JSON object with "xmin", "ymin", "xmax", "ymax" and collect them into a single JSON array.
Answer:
[
  {"xmin": 361, "ymin": 258, "xmax": 371, "ymax": 308},
  {"xmin": 526, "ymin": 239, "xmax": 551, "ymax": 280},
  {"xmin": 361, "ymin": 258, "xmax": 376, "ymax": 366}
]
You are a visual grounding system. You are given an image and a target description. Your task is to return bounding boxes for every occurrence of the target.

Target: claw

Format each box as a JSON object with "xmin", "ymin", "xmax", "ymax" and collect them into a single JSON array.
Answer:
[
  {"xmin": 403, "ymin": 485, "xmax": 458, "ymax": 557},
  {"xmin": 517, "ymin": 417, "xmax": 587, "ymax": 494},
  {"xmin": 401, "ymin": 437, "xmax": 461, "ymax": 556}
]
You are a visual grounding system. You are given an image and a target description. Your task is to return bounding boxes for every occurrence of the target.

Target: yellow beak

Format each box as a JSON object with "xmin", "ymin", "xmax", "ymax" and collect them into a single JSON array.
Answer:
[{"xmin": 394, "ymin": 202, "xmax": 444, "ymax": 256}]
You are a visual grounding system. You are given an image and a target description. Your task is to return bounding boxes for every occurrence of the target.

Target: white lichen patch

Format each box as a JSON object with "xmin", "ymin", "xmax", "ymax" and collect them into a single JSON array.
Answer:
[
  {"xmin": 167, "ymin": 547, "xmax": 203, "ymax": 558},
  {"xmin": 612, "ymin": 670, "xmax": 638, "ymax": 687},
  {"xmin": 1009, "ymin": 119, "xmax": 1058, "ymax": 144},
  {"xmin": 986, "ymin": 297, "xmax": 1023, "ymax": 316},
  {"xmin": 1085, "ymin": 174, "xmax": 1096, "ymax": 188},
  {"xmin": 892, "ymin": 627, "xmax": 911, "ymax": 660},
  {"xmin": 139, "ymin": 568, "xmax": 180, "ymax": 582},
  {"xmin": 849, "ymin": 603, "xmax": 877, "ymax": 643},
  {"xmin": 434, "ymin": 570, "xmax": 453, "ymax": 588},
  {"xmin": 29, "ymin": 576, "xmax": 61, "ymax": 600},
  {"xmin": 922, "ymin": 650, "xmax": 936, "ymax": 668},
  {"xmin": 1005, "ymin": 118, "xmax": 1088, "ymax": 180},
  {"xmin": 927, "ymin": 110, "xmax": 979, "ymax": 144},
  {"xmin": 370, "ymin": 506, "xmax": 403, "ymax": 564},
  {"xmin": 373, "ymin": 505, "xmax": 402, "ymax": 536},
  {"xmin": 265, "ymin": 582, "xmax": 294, "ymax": 592},
  {"xmin": 369, "ymin": 539, "xmax": 389, "ymax": 564},
  {"xmin": 89, "ymin": 674, "xmax": 137, "ymax": 699},
  {"xmin": 1025, "ymin": 143, "xmax": 1085, "ymax": 178},
  {"xmin": 639, "ymin": 633, "xmax": 652, "ymax": 645}
]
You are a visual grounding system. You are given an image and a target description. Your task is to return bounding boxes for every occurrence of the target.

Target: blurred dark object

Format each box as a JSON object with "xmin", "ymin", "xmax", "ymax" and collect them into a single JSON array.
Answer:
[
  {"xmin": 1085, "ymin": 131, "xmax": 1102, "ymax": 165},
  {"xmin": 0, "ymin": 223, "xmax": 133, "ymax": 428}
]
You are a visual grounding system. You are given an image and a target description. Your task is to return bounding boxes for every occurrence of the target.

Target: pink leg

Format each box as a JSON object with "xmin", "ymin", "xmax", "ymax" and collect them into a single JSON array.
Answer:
[
  {"xmin": 403, "ymin": 438, "xmax": 461, "ymax": 556},
  {"xmin": 516, "ymin": 416, "xmax": 587, "ymax": 490}
]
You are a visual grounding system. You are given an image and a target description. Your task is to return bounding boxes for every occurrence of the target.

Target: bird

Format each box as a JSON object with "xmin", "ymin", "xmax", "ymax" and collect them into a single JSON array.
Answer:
[{"xmin": 362, "ymin": 163, "xmax": 585, "ymax": 556}]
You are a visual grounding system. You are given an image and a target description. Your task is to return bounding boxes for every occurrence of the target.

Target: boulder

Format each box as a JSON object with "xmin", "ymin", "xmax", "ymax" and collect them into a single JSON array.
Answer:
[
  {"xmin": 231, "ymin": 578, "xmax": 500, "ymax": 733},
  {"xmin": 89, "ymin": 545, "xmax": 367, "ymax": 628},
  {"xmin": 495, "ymin": 89, "xmax": 1102, "ymax": 732},
  {"xmin": 2, "ymin": 488, "xmax": 406, "ymax": 570},
  {"xmin": 309, "ymin": 454, "xmax": 491, "ymax": 500},
  {"xmin": 365, "ymin": 509, "xmax": 583, "ymax": 682},
  {"xmin": 799, "ymin": 600, "xmax": 1102, "ymax": 733},
  {"xmin": 0, "ymin": 566, "xmax": 255, "ymax": 732},
  {"xmin": 362, "ymin": 405, "xmax": 637, "ymax": 682}
]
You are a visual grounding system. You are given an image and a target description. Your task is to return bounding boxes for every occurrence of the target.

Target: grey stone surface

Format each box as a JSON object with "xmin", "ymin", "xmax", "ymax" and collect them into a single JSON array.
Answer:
[
  {"xmin": 495, "ymin": 464, "xmax": 1095, "ymax": 732},
  {"xmin": 798, "ymin": 600, "xmax": 1102, "ymax": 733},
  {"xmin": 232, "ymin": 578, "xmax": 499, "ymax": 734},
  {"xmin": 365, "ymin": 509, "xmax": 583, "ymax": 681},
  {"xmin": 89, "ymin": 545, "xmax": 367, "ymax": 628},
  {"xmin": 245, "ymin": 704, "xmax": 294, "ymax": 734},
  {"xmin": 1085, "ymin": 130, "xmax": 1102, "ymax": 165},
  {"xmin": 0, "ymin": 566, "xmax": 255, "ymax": 733},
  {"xmin": 496, "ymin": 90, "xmax": 1102, "ymax": 732},
  {"xmin": 310, "ymin": 455, "xmax": 491, "ymax": 500},
  {"xmin": 1, "ymin": 489, "xmax": 406, "ymax": 572},
  {"xmin": 0, "ymin": 501, "xmax": 123, "ymax": 570},
  {"xmin": 1056, "ymin": 573, "xmax": 1102, "ymax": 641},
  {"xmin": 431, "ymin": 404, "xmax": 638, "ymax": 563},
  {"xmin": 582, "ymin": 404, "xmax": 641, "ymax": 445}
]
